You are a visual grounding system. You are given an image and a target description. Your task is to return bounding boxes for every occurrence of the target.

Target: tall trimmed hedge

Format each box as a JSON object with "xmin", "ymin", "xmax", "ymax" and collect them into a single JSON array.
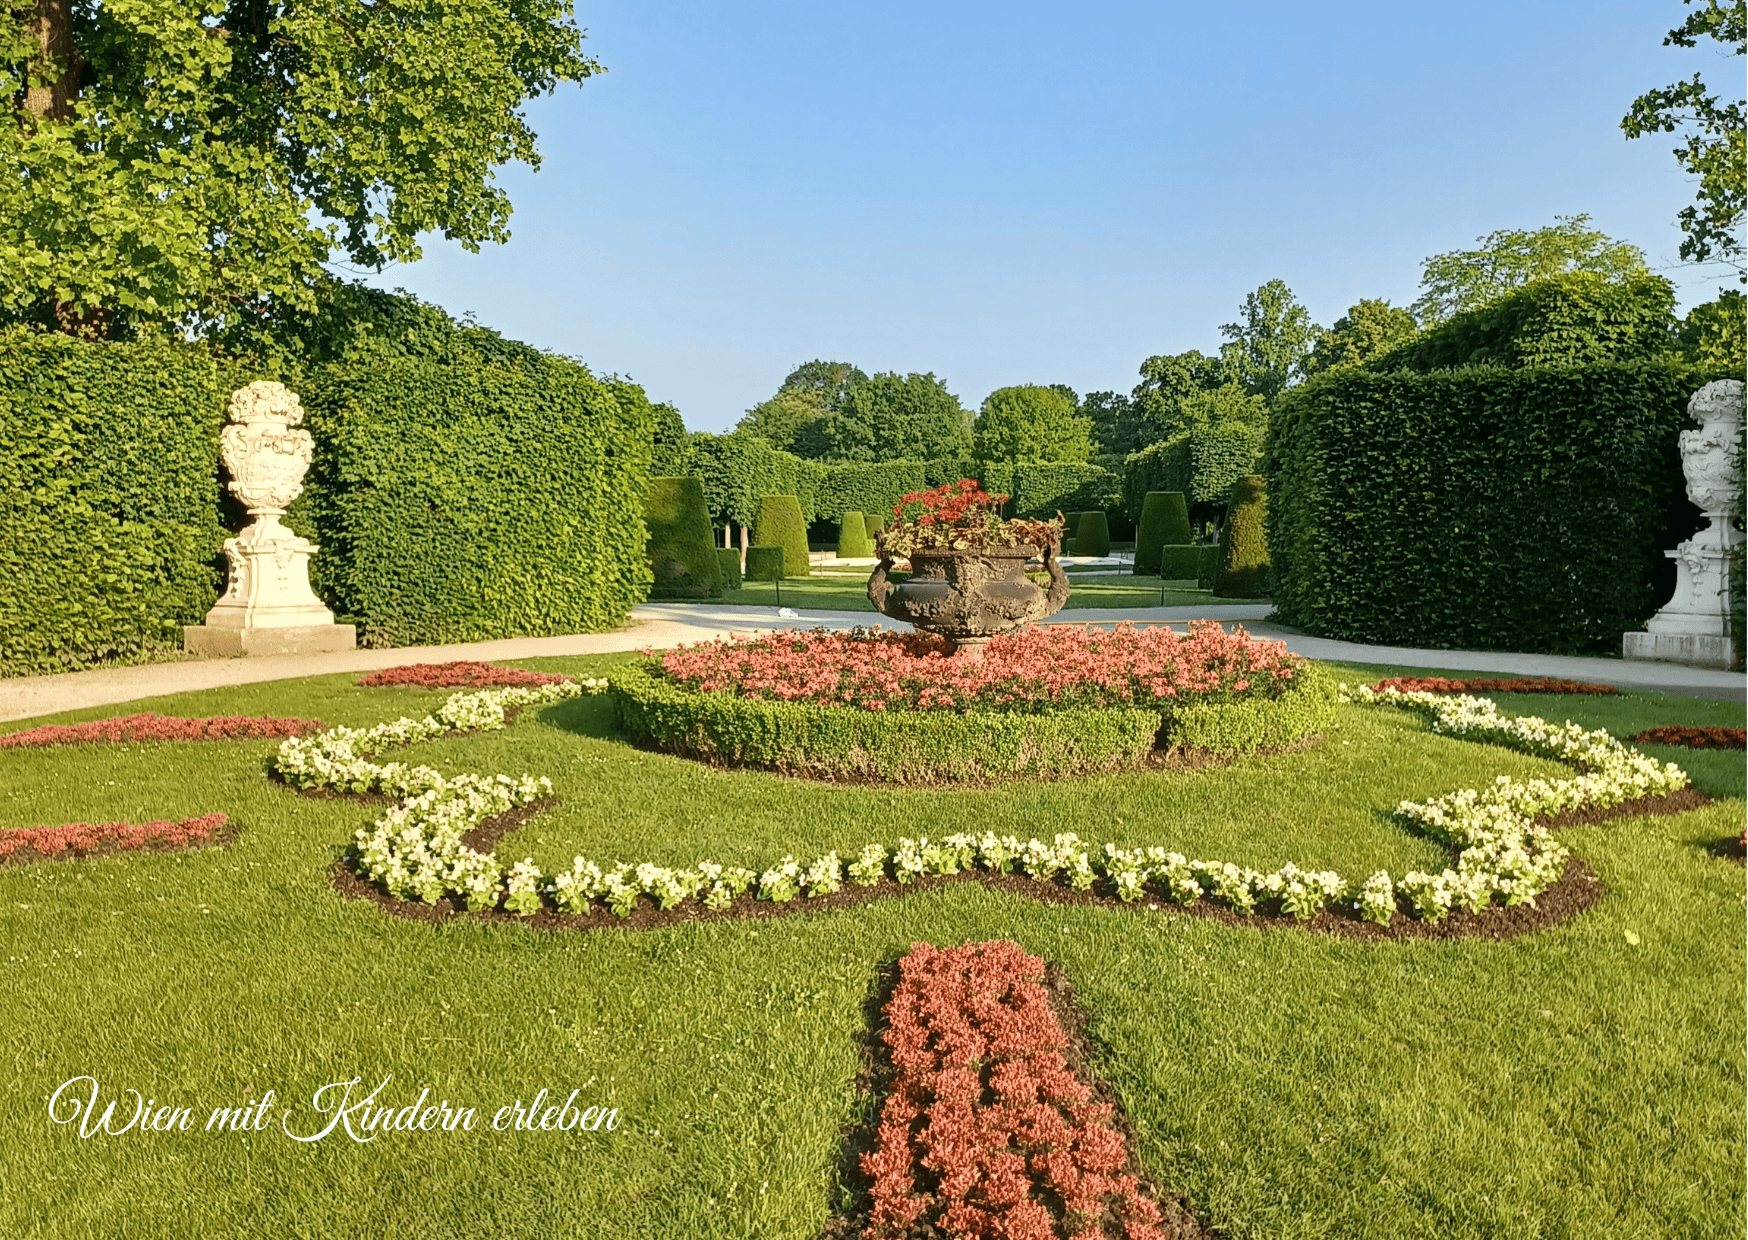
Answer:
[
  {"xmin": 0, "ymin": 332, "xmax": 235, "ymax": 674},
  {"xmin": 643, "ymin": 477, "xmax": 723, "ymax": 599},
  {"xmin": 1123, "ymin": 423, "xmax": 1263, "ymax": 521},
  {"xmin": 1266, "ymin": 360, "xmax": 1719, "ymax": 653},
  {"xmin": 1213, "ymin": 475, "xmax": 1269, "ymax": 598},
  {"xmin": 1133, "ymin": 491, "xmax": 1191, "ymax": 575},
  {"xmin": 750, "ymin": 496, "xmax": 811, "ymax": 577},
  {"xmin": 296, "ymin": 354, "xmax": 655, "ymax": 646}
]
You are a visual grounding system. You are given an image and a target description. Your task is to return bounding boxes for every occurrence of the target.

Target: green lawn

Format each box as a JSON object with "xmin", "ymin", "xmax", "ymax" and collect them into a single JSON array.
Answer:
[
  {"xmin": 0, "ymin": 655, "xmax": 1741, "ymax": 1238},
  {"xmin": 716, "ymin": 571, "xmax": 1233, "ymax": 611}
]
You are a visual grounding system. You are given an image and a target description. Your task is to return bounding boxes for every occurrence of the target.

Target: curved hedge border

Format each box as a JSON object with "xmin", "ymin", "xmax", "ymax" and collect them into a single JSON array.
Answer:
[
  {"xmin": 282, "ymin": 672, "xmax": 1690, "ymax": 930},
  {"xmin": 607, "ymin": 658, "xmax": 1337, "ymax": 781}
]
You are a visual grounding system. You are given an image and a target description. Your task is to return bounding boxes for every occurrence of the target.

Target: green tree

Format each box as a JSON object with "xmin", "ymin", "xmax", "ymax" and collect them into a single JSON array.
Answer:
[
  {"xmin": 778, "ymin": 359, "xmax": 867, "ymax": 411},
  {"xmin": 973, "ymin": 385, "xmax": 1094, "ymax": 463},
  {"xmin": 819, "ymin": 372, "xmax": 973, "ymax": 461},
  {"xmin": 736, "ymin": 388, "xmax": 830, "ymax": 456},
  {"xmin": 1129, "ymin": 349, "xmax": 1230, "ymax": 446},
  {"xmin": 1218, "ymin": 280, "xmax": 1322, "ymax": 406},
  {"xmin": 1081, "ymin": 389, "xmax": 1139, "ymax": 455},
  {"xmin": 1412, "ymin": 215, "xmax": 1650, "ymax": 324},
  {"xmin": 1622, "ymin": 1, "xmax": 1746, "ymax": 278},
  {"xmin": 1304, "ymin": 299, "xmax": 1420, "ymax": 374},
  {"xmin": 1179, "ymin": 382, "xmax": 1269, "ymax": 430},
  {"xmin": 1677, "ymin": 288, "xmax": 1747, "ymax": 370},
  {"xmin": 2, "ymin": 0, "xmax": 598, "ymax": 337}
]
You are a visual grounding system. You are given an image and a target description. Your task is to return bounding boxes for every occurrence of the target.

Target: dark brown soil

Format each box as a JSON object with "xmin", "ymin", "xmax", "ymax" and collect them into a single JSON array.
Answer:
[
  {"xmin": 817, "ymin": 955, "xmax": 1218, "ymax": 1240},
  {"xmin": 0, "ymin": 820, "xmax": 240, "ymax": 868}
]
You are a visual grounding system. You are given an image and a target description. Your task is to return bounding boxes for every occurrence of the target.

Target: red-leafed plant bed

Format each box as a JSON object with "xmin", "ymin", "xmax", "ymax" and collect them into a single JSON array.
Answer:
[
  {"xmin": 1370, "ymin": 676, "xmax": 1619, "ymax": 696},
  {"xmin": 357, "ymin": 661, "xmax": 570, "ymax": 689},
  {"xmin": 1627, "ymin": 725, "xmax": 1746, "ymax": 750},
  {"xmin": 825, "ymin": 939, "xmax": 1209, "ymax": 1240},
  {"xmin": 0, "ymin": 715, "xmax": 325, "ymax": 749},
  {"xmin": 0, "ymin": 813, "xmax": 231, "ymax": 865}
]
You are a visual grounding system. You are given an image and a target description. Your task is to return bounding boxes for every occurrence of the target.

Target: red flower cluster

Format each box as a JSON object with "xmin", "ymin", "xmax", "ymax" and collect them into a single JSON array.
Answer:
[
  {"xmin": 1371, "ymin": 676, "xmax": 1619, "ymax": 696},
  {"xmin": 1627, "ymin": 725, "xmax": 1746, "ymax": 750},
  {"xmin": 879, "ymin": 480, "xmax": 1061, "ymax": 557},
  {"xmin": 0, "ymin": 715, "xmax": 325, "ymax": 750},
  {"xmin": 660, "ymin": 621, "xmax": 1298, "ymax": 715},
  {"xmin": 864, "ymin": 940, "xmax": 1164, "ymax": 1240},
  {"xmin": 0, "ymin": 813, "xmax": 229, "ymax": 863},
  {"xmin": 357, "ymin": 661, "xmax": 569, "ymax": 689}
]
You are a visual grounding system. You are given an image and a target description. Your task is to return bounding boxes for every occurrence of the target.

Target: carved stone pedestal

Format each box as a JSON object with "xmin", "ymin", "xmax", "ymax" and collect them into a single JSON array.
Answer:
[
  {"xmin": 1623, "ymin": 380, "xmax": 1742, "ymax": 670},
  {"xmin": 184, "ymin": 382, "xmax": 356, "ymax": 658}
]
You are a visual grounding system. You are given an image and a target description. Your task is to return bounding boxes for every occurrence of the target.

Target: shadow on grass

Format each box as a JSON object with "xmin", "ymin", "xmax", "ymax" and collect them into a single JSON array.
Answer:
[{"xmin": 535, "ymin": 695, "xmax": 620, "ymax": 740}]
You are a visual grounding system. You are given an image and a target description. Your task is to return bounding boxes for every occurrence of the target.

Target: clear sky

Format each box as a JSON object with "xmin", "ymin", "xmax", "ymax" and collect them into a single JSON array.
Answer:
[{"xmin": 350, "ymin": 0, "xmax": 1739, "ymax": 432}]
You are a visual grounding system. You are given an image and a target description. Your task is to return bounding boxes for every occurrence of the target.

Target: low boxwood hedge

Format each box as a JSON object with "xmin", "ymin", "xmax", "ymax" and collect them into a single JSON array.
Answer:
[
  {"xmin": 609, "ymin": 655, "xmax": 1335, "ymax": 781},
  {"xmin": 716, "ymin": 547, "xmax": 743, "ymax": 588},
  {"xmin": 1157, "ymin": 544, "xmax": 1202, "ymax": 580}
]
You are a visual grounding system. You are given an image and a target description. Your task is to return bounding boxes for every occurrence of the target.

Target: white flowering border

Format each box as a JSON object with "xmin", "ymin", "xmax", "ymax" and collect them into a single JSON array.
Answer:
[{"xmin": 276, "ymin": 678, "xmax": 1690, "ymax": 927}]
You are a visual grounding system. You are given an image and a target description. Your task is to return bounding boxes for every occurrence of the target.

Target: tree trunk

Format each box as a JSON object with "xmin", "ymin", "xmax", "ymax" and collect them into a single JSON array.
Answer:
[{"xmin": 24, "ymin": 0, "xmax": 82, "ymax": 124}]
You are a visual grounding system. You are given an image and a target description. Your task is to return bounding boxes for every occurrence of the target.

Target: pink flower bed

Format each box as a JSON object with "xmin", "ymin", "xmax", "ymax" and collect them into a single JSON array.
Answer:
[
  {"xmin": 0, "ymin": 813, "xmax": 230, "ymax": 863},
  {"xmin": 357, "ymin": 661, "xmax": 570, "ymax": 689},
  {"xmin": 864, "ymin": 940, "xmax": 1164, "ymax": 1240},
  {"xmin": 657, "ymin": 620, "xmax": 1300, "ymax": 714},
  {"xmin": 0, "ymin": 714, "xmax": 325, "ymax": 749}
]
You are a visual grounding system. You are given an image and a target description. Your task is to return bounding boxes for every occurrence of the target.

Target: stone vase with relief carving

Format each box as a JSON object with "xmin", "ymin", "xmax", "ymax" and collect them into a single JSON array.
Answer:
[
  {"xmin": 1624, "ymin": 379, "xmax": 1743, "ymax": 669},
  {"xmin": 185, "ymin": 382, "xmax": 355, "ymax": 656}
]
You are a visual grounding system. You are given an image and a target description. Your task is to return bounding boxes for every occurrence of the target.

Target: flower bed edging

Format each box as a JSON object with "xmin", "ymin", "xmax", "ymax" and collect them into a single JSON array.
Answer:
[
  {"xmin": 1370, "ymin": 676, "xmax": 1619, "ymax": 696},
  {"xmin": 1627, "ymin": 725, "xmax": 1746, "ymax": 750},
  {"xmin": 288, "ymin": 673, "xmax": 1690, "ymax": 932},
  {"xmin": 0, "ymin": 715, "xmax": 326, "ymax": 749},
  {"xmin": 0, "ymin": 813, "xmax": 231, "ymax": 865}
]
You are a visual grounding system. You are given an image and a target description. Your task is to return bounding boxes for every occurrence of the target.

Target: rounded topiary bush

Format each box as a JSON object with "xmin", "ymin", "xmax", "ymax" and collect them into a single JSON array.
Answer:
[
  {"xmin": 745, "ymin": 545, "xmax": 786, "ymax": 583},
  {"xmin": 1214, "ymin": 474, "xmax": 1270, "ymax": 598},
  {"xmin": 837, "ymin": 510, "xmax": 874, "ymax": 558},
  {"xmin": 1072, "ymin": 511, "xmax": 1110, "ymax": 557},
  {"xmin": 751, "ymin": 495, "xmax": 811, "ymax": 577},
  {"xmin": 643, "ymin": 477, "xmax": 723, "ymax": 600},
  {"xmin": 1133, "ymin": 491, "xmax": 1191, "ymax": 576},
  {"xmin": 716, "ymin": 547, "xmax": 743, "ymax": 589}
]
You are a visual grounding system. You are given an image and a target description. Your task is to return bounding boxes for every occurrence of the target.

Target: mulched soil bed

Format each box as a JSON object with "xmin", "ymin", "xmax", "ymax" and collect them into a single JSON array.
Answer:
[
  {"xmin": 0, "ymin": 815, "xmax": 237, "ymax": 867},
  {"xmin": 325, "ymin": 787, "xmax": 1721, "ymax": 941},
  {"xmin": 818, "ymin": 956, "xmax": 1218, "ymax": 1240},
  {"xmin": 1627, "ymin": 725, "xmax": 1746, "ymax": 750},
  {"xmin": 1370, "ymin": 676, "xmax": 1619, "ymax": 695}
]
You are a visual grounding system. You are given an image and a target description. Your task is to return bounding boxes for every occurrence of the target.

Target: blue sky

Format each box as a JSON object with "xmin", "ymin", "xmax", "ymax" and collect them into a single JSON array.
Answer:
[{"xmin": 352, "ymin": 0, "xmax": 1739, "ymax": 432}]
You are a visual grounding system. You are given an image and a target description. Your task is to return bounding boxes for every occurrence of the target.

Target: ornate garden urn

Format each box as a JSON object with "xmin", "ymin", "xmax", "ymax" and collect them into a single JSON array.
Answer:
[
  {"xmin": 183, "ymin": 382, "xmax": 356, "ymax": 656},
  {"xmin": 1623, "ymin": 379, "xmax": 1743, "ymax": 669},
  {"xmin": 867, "ymin": 543, "xmax": 1070, "ymax": 658}
]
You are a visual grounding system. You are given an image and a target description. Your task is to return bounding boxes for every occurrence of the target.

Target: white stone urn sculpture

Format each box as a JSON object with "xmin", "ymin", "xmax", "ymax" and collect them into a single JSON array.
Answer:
[
  {"xmin": 1623, "ymin": 379, "xmax": 1743, "ymax": 669},
  {"xmin": 184, "ymin": 382, "xmax": 356, "ymax": 656}
]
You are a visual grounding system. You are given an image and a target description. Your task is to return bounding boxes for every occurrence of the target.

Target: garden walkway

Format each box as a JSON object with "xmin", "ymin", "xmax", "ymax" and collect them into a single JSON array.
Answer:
[{"xmin": 1, "ymin": 603, "xmax": 1741, "ymax": 723}]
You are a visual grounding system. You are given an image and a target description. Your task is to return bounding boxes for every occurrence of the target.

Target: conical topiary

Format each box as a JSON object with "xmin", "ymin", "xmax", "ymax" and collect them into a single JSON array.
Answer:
[
  {"xmin": 1133, "ymin": 491, "xmax": 1191, "ymax": 576},
  {"xmin": 837, "ymin": 510, "xmax": 873, "ymax": 558},
  {"xmin": 751, "ymin": 495, "xmax": 811, "ymax": 577},
  {"xmin": 716, "ymin": 547, "xmax": 743, "ymax": 589},
  {"xmin": 1213, "ymin": 474, "xmax": 1269, "ymax": 598},
  {"xmin": 1063, "ymin": 511, "xmax": 1084, "ymax": 542},
  {"xmin": 1071, "ymin": 510, "xmax": 1110, "ymax": 557},
  {"xmin": 864, "ymin": 511, "xmax": 888, "ymax": 541},
  {"xmin": 643, "ymin": 477, "xmax": 723, "ymax": 599}
]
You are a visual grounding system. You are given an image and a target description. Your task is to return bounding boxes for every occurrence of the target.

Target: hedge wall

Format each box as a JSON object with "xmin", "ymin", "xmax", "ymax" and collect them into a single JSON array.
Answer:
[
  {"xmin": 1123, "ymin": 424, "xmax": 1263, "ymax": 521},
  {"xmin": 1266, "ymin": 360, "xmax": 1717, "ymax": 653},
  {"xmin": 1008, "ymin": 463, "xmax": 1122, "ymax": 520},
  {"xmin": 0, "ymin": 332, "xmax": 235, "ymax": 674},
  {"xmin": 296, "ymin": 354, "xmax": 655, "ymax": 646}
]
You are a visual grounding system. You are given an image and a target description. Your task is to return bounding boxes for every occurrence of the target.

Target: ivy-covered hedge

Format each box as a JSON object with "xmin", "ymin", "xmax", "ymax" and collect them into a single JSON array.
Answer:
[
  {"xmin": 1267, "ymin": 361, "xmax": 1718, "ymax": 653},
  {"xmin": 1008, "ymin": 463, "xmax": 1122, "ymax": 520},
  {"xmin": 608, "ymin": 656, "xmax": 1334, "ymax": 781},
  {"xmin": 294, "ymin": 354, "xmax": 655, "ymax": 646},
  {"xmin": 0, "ymin": 332, "xmax": 236, "ymax": 675}
]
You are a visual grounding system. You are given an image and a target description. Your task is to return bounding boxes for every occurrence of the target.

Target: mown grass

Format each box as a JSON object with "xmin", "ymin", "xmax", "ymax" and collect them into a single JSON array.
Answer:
[{"xmin": 0, "ymin": 654, "xmax": 1741, "ymax": 1239}]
